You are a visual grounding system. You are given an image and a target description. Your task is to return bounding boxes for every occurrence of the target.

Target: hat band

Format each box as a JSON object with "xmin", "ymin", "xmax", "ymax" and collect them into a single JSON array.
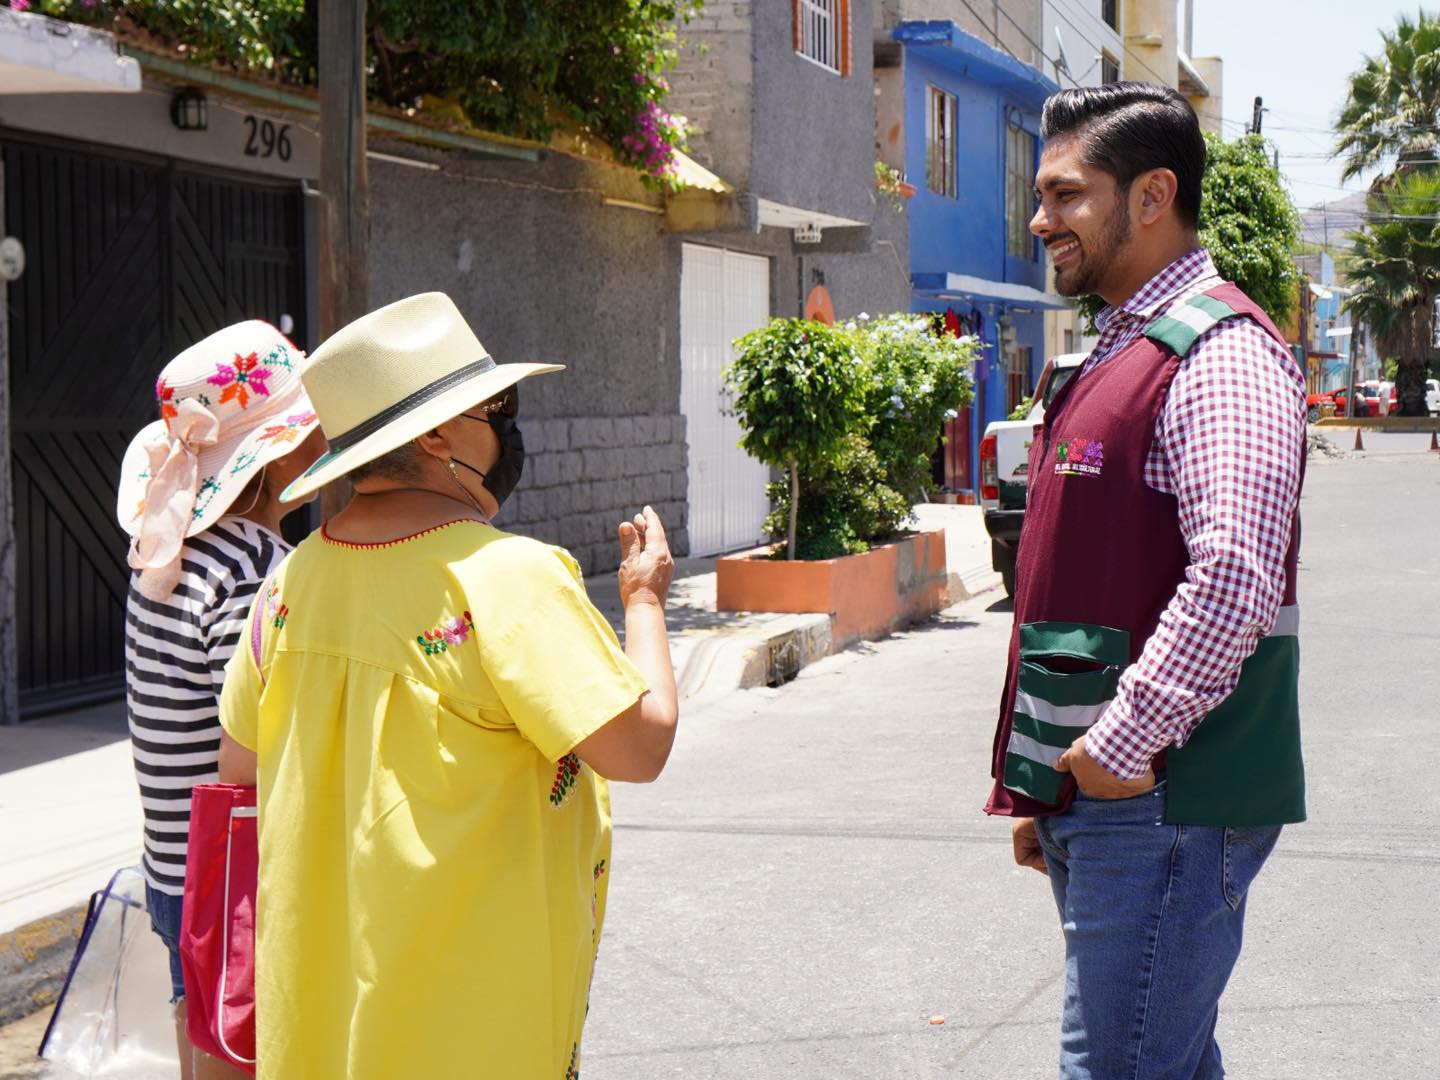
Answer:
[{"xmin": 325, "ymin": 355, "xmax": 496, "ymax": 454}]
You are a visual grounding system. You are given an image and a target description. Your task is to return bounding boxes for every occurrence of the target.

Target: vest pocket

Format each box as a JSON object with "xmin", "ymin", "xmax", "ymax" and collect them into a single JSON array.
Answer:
[{"xmin": 1003, "ymin": 622, "xmax": 1130, "ymax": 805}]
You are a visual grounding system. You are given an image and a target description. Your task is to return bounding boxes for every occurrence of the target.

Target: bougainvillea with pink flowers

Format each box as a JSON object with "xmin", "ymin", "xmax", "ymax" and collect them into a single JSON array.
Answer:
[{"xmin": 33, "ymin": 0, "xmax": 701, "ymax": 185}]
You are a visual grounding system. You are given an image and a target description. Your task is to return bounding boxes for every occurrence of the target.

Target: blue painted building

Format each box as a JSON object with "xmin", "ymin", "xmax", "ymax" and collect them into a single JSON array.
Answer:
[{"xmin": 878, "ymin": 21, "xmax": 1065, "ymax": 496}]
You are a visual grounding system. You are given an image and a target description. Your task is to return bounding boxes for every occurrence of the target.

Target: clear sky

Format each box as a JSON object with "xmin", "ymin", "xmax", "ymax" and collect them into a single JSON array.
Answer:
[{"xmin": 1191, "ymin": 0, "xmax": 1419, "ymax": 210}]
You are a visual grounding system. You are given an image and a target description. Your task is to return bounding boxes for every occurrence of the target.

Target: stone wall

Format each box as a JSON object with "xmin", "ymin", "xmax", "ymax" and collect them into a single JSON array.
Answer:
[{"xmin": 493, "ymin": 413, "xmax": 690, "ymax": 575}]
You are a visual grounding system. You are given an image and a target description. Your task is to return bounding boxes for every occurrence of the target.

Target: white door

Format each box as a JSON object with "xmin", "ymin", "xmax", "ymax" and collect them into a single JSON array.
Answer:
[{"xmin": 680, "ymin": 243, "xmax": 771, "ymax": 556}]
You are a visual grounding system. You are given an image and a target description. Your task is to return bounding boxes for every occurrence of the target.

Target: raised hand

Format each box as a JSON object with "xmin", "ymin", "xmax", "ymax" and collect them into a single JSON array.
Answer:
[{"xmin": 617, "ymin": 505, "xmax": 674, "ymax": 610}]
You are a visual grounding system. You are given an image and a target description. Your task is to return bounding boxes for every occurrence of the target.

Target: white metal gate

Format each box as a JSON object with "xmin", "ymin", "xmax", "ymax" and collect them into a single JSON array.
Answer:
[{"xmin": 680, "ymin": 244, "xmax": 771, "ymax": 556}]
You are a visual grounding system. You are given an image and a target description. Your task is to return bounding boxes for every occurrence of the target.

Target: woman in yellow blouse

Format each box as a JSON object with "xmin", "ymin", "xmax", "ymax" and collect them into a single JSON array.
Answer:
[{"xmin": 217, "ymin": 292, "xmax": 678, "ymax": 1079}]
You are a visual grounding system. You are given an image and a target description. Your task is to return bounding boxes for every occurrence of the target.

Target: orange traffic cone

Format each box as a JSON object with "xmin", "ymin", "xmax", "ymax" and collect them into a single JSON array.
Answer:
[
  {"xmin": 1430, "ymin": 430, "xmax": 1439, "ymax": 452},
  {"xmin": 1354, "ymin": 427, "xmax": 1365, "ymax": 451}
]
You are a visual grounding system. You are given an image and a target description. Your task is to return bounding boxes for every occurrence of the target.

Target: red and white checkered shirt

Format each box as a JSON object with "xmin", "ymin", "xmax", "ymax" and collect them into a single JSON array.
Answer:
[{"xmin": 1077, "ymin": 248, "xmax": 1307, "ymax": 779}]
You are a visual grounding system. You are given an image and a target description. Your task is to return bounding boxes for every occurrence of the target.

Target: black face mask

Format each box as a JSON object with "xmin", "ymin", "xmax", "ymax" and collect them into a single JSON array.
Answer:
[{"xmin": 453, "ymin": 413, "xmax": 524, "ymax": 507}]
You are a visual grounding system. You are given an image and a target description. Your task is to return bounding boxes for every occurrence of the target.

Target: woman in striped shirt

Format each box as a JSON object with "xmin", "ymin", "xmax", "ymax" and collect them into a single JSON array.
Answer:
[{"xmin": 116, "ymin": 321, "xmax": 325, "ymax": 1079}]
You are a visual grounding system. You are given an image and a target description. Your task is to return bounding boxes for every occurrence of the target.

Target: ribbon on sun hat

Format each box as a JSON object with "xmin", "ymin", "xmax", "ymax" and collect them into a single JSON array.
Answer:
[{"xmin": 127, "ymin": 398, "xmax": 222, "ymax": 599}]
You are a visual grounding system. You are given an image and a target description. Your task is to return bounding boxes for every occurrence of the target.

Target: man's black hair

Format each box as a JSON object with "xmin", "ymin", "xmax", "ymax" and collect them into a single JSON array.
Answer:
[{"xmin": 1040, "ymin": 82, "xmax": 1205, "ymax": 228}]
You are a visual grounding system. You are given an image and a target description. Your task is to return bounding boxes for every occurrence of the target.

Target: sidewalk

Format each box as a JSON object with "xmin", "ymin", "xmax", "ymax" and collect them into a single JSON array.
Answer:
[{"xmin": 0, "ymin": 504, "xmax": 998, "ymax": 1030}]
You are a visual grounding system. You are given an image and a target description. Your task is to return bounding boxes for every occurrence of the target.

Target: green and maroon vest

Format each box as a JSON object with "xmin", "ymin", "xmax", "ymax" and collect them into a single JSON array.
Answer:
[{"xmin": 984, "ymin": 283, "xmax": 1306, "ymax": 827}]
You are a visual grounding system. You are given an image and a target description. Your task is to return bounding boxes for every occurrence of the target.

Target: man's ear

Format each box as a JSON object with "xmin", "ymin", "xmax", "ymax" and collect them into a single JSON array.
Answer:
[{"xmin": 1136, "ymin": 168, "xmax": 1180, "ymax": 226}]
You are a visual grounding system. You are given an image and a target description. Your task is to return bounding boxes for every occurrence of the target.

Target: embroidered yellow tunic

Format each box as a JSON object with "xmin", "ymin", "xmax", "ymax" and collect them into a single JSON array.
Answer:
[{"xmin": 219, "ymin": 521, "xmax": 647, "ymax": 1080}]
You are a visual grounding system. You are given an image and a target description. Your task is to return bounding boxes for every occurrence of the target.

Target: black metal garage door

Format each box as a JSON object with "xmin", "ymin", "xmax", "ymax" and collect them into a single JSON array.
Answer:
[{"xmin": 3, "ymin": 133, "xmax": 307, "ymax": 718}]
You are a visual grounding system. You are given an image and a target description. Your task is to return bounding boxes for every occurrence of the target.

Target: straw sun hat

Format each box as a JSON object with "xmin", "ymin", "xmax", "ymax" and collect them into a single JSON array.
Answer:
[
  {"xmin": 117, "ymin": 321, "xmax": 320, "ymax": 598},
  {"xmin": 279, "ymin": 292, "xmax": 563, "ymax": 503}
]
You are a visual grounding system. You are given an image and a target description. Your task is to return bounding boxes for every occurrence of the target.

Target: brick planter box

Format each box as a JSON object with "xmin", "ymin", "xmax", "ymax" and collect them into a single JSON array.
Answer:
[{"xmin": 716, "ymin": 529, "xmax": 950, "ymax": 647}]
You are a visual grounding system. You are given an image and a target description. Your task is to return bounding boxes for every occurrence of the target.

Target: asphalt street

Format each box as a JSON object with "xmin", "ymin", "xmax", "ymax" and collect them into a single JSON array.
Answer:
[{"xmin": 584, "ymin": 451, "xmax": 1440, "ymax": 1080}]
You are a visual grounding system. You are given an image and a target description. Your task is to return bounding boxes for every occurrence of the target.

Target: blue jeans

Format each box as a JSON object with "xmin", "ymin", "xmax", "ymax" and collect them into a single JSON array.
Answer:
[
  {"xmin": 1033, "ymin": 783, "xmax": 1281, "ymax": 1080},
  {"xmin": 145, "ymin": 882, "xmax": 187, "ymax": 1004}
]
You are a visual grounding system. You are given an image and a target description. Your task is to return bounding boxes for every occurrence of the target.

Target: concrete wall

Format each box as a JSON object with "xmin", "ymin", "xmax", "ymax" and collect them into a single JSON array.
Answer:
[
  {"xmin": 878, "ymin": 1, "xmax": 1045, "ymax": 71},
  {"xmin": 668, "ymin": 0, "xmax": 755, "ymax": 188},
  {"xmin": 672, "ymin": 1, "xmax": 880, "ymax": 224},
  {"xmin": 750, "ymin": 0, "xmax": 877, "ymax": 223},
  {"xmin": 1124, "ymin": 0, "xmax": 1179, "ymax": 87},
  {"xmin": 1189, "ymin": 55, "xmax": 1223, "ymax": 133},
  {"xmin": 1040, "ymin": 0, "xmax": 1124, "ymax": 88},
  {"xmin": 366, "ymin": 136, "xmax": 908, "ymax": 574},
  {"xmin": 366, "ymin": 146, "xmax": 689, "ymax": 573}
]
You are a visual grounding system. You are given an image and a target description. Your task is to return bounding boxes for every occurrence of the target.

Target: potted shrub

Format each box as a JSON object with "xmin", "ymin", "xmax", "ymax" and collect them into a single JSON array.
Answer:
[
  {"xmin": 723, "ymin": 318, "xmax": 868, "ymax": 561},
  {"xmin": 718, "ymin": 313, "xmax": 977, "ymax": 644}
]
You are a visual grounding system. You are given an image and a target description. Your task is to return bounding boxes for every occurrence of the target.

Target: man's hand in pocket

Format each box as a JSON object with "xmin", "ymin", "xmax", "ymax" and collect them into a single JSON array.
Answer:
[{"xmin": 1055, "ymin": 735, "xmax": 1156, "ymax": 799}]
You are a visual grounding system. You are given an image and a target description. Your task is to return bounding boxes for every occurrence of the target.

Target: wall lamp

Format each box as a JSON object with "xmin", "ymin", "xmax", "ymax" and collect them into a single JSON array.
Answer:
[{"xmin": 170, "ymin": 88, "xmax": 208, "ymax": 132}]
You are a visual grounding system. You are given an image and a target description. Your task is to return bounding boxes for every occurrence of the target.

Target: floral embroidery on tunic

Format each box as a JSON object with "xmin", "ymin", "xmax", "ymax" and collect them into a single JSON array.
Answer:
[
  {"xmin": 265, "ymin": 582, "xmax": 288, "ymax": 629},
  {"xmin": 416, "ymin": 611, "xmax": 475, "ymax": 655},
  {"xmin": 550, "ymin": 753, "xmax": 581, "ymax": 809},
  {"xmin": 564, "ymin": 1043, "xmax": 580, "ymax": 1080},
  {"xmin": 207, "ymin": 352, "xmax": 272, "ymax": 409}
]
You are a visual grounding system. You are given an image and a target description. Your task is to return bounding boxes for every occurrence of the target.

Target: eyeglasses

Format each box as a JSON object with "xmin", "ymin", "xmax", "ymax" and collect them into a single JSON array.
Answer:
[{"xmin": 462, "ymin": 387, "xmax": 519, "ymax": 422}]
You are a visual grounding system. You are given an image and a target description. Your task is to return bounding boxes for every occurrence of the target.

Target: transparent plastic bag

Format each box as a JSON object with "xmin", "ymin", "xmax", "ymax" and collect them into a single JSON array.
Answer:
[{"xmin": 37, "ymin": 865, "xmax": 181, "ymax": 1079}]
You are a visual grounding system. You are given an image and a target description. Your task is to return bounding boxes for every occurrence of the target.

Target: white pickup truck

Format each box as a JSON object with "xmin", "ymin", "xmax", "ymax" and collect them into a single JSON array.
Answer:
[{"xmin": 979, "ymin": 353, "xmax": 1086, "ymax": 596}]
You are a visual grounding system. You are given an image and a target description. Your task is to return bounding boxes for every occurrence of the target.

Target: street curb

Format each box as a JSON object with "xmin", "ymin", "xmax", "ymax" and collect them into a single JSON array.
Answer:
[
  {"xmin": 675, "ymin": 570, "xmax": 1002, "ymax": 703},
  {"xmin": 0, "ymin": 904, "xmax": 85, "ymax": 1028}
]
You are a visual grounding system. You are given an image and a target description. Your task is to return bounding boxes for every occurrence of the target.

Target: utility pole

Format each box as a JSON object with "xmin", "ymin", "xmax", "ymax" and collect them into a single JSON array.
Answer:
[
  {"xmin": 319, "ymin": 0, "xmax": 368, "ymax": 519},
  {"xmin": 1251, "ymin": 96, "xmax": 1264, "ymax": 135}
]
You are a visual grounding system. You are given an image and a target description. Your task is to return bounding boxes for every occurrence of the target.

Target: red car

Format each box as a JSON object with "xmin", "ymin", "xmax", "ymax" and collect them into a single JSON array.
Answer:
[{"xmin": 1326, "ymin": 386, "xmax": 1380, "ymax": 418}]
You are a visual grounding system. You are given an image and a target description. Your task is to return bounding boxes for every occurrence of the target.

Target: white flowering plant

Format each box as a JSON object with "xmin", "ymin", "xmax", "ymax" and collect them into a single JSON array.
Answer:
[{"xmin": 857, "ymin": 313, "xmax": 976, "ymax": 507}]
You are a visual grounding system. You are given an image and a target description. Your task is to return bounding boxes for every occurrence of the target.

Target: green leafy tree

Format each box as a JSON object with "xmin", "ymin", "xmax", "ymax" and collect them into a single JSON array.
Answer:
[
  {"xmin": 763, "ymin": 435, "xmax": 911, "ymax": 560},
  {"xmin": 724, "ymin": 319, "xmax": 869, "ymax": 560},
  {"xmin": 1335, "ymin": 11, "xmax": 1440, "ymax": 182},
  {"xmin": 1341, "ymin": 171, "xmax": 1440, "ymax": 416},
  {"xmin": 1074, "ymin": 131, "xmax": 1299, "ymax": 328},
  {"xmin": 1199, "ymin": 133, "xmax": 1300, "ymax": 326},
  {"xmin": 36, "ymin": 0, "xmax": 699, "ymax": 184}
]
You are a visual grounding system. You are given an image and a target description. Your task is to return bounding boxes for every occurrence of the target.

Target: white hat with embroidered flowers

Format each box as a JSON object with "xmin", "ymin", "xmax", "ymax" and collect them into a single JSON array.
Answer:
[
  {"xmin": 279, "ymin": 291, "xmax": 563, "ymax": 503},
  {"xmin": 116, "ymin": 321, "xmax": 321, "ymax": 598}
]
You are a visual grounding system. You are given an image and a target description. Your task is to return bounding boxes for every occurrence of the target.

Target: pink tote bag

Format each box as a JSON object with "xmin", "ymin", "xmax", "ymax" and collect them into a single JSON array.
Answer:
[{"xmin": 180, "ymin": 783, "xmax": 258, "ymax": 1073}]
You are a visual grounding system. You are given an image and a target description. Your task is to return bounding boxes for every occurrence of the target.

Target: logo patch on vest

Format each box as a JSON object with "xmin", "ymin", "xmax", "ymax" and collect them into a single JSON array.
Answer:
[{"xmin": 1054, "ymin": 437, "xmax": 1105, "ymax": 477}]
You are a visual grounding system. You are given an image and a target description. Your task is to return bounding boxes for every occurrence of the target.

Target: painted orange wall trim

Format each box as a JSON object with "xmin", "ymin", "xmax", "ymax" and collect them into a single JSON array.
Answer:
[{"xmin": 716, "ymin": 530, "xmax": 950, "ymax": 645}]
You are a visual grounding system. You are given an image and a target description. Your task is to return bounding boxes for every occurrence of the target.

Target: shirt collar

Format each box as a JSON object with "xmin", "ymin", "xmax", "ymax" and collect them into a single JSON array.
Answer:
[{"xmin": 1093, "ymin": 248, "xmax": 1218, "ymax": 332}]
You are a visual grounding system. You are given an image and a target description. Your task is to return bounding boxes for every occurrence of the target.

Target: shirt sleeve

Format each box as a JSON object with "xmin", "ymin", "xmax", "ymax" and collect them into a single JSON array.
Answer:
[
  {"xmin": 218, "ymin": 595, "xmax": 265, "ymax": 752},
  {"xmin": 198, "ymin": 531, "xmax": 285, "ymax": 703},
  {"xmin": 475, "ymin": 539, "xmax": 650, "ymax": 763},
  {"xmin": 1084, "ymin": 319, "xmax": 1307, "ymax": 779}
]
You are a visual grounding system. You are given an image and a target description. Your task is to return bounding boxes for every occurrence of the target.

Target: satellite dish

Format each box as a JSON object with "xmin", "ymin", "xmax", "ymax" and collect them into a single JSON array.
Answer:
[{"xmin": 1055, "ymin": 26, "xmax": 1073, "ymax": 77}]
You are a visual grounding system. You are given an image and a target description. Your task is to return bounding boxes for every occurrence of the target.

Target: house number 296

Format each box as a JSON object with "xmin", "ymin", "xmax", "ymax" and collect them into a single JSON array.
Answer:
[{"xmin": 243, "ymin": 117, "xmax": 292, "ymax": 161}]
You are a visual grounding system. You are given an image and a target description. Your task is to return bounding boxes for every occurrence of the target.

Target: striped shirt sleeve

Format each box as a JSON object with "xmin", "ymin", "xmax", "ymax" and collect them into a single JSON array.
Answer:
[
  {"xmin": 1083, "ymin": 319, "xmax": 1307, "ymax": 779},
  {"xmin": 193, "ymin": 526, "xmax": 284, "ymax": 702}
]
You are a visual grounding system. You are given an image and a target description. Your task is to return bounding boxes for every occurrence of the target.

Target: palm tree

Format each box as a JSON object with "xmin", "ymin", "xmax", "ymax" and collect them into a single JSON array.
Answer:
[
  {"xmin": 1335, "ymin": 11, "xmax": 1440, "ymax": 183},
  {"xmin": 1342, "ymin": 172, "xmax": 1440, "ymax": 416}
]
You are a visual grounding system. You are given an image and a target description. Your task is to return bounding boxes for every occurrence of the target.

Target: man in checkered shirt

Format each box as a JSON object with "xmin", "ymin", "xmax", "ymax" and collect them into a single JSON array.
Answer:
[{"xmin": 986, "ymin": 83, "xmax": 1307, "ymax": 1078}]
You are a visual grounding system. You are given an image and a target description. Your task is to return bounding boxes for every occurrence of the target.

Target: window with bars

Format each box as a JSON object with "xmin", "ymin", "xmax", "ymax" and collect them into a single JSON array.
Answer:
[
  {"xmin": 794, "ymin": 0, "xmax": 850, "ymax": 75},
  {"xmin": 926, "ymin": 86, "xmax": 957, "ymax": 197},
  {"xmin": 1102, "ymin": 0, "xmax": 1119, "ymax": 32},
  {"xmin": 1101, "ymin": 51, "xmax": 1120, "ymax": 85},
  {"xmin": 1006, "ymin": 124, "xmax": 1036, "ymax": 260}
]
